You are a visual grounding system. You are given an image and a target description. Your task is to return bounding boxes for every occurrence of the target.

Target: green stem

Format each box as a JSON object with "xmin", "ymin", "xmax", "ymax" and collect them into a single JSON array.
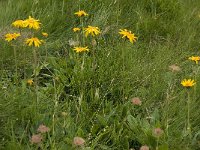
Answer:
[
  {"xmin": 52, "ymin": 78, "xmax": 57, "ymax": 147},
  {"xmin": 122, "ymin": 41, "xmax": 125, "ymax": 100},
  {"xmin": 156, "ymin": 137, "xmax": 159, "ymax": 150},
  {"xmin": 187, "ymin": 90, "xmax": 191, "ymax": 138},
  {"xmin": 80, "ymin": 17, "xmax": 85, "ymax": 45},
  {"xmin": 13, "ymin": 45, "xmax": 18, "ymax": 83},
  {"xmin": 61, "ymin": 0, "xmax": 65, "ymax": 15},
  {"xmin": 33, "ymin": 48, "xmax": 38, "ymax": 112}
]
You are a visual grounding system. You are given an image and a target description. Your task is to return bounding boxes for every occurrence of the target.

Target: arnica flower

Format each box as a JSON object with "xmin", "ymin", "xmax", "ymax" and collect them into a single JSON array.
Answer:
[
  {"xmin": 181, "ymin": 79, "xmax": 196, "ymax": 88},
  {"xmin": 140, "ymin": 145, "xmax": 149, "ymax": 150},
  {"xmin": 73, "ymin": 46, "xmax": 89, "ymax": 53},
  {"xmin": 5, "ymin": 33, "xmax": 21, "ymax": 42},
  {"xmin": 37, "ymin": 124, "xmax": 50, "ymax": 133},
  {"xmin": 131, "ymin": 97, "xmax": 142, "ymax": 106},
  {"xmin": 73, "ymin": 137, "xmax": 85, "ymax": 146},
  {"xmin": 84, "ymin": 26, "xmax": 101, "ymax": 37},
  {"xmin": 42, "ymin": 32, "xmax": 48, "ymax": 37},
  {"xmin": 119, "ymin": 29, "xmax": 137, "ymax": 44},
  {"xmin": 25, "ymin": 37, "xmax": 43, "ymax": 47},
  {"xmin": 12, "ymin": 20, "xmax": 26, "ymax": 28},
  {"xmin": 31, "ymin": 134, "xmax": 42, "ymax": 144},
  {"xmin": 27, "ymin": 79, "xmax": 33, "ymax": 86},
  {"xmin": 74, "ymin": 10, "xmax": 88, "ymax": 17},
  {"xmin": 73, "ymin": 27, "xmax": 81, "ymax": 32},
  {"xmin": 188, "ymin": 56, "xmax": 200, "ymax": 64},
  {"xmin": 24, "ymin": 16, "xmax": 41, "ymax": 30}
]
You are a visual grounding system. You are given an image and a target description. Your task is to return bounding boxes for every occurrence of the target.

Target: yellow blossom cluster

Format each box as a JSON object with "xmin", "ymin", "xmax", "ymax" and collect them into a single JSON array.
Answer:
[
  {"xmin": 5, "ymin": 16, "xmax": 48, "ymax": 47},
  {"xmin": 72, "ymin": 10, "xmax": 137, "ymax": 54},
  {"xmin": 180, "ymin": 56, "xmax": 200, "ymax": 88},
  {"xmin": 12, "ymin": 16, "xmax": 41, "ymax": 30},
  {"xmin": 119, "ymin": 29, "xmax": 137, "ymax": 44}
]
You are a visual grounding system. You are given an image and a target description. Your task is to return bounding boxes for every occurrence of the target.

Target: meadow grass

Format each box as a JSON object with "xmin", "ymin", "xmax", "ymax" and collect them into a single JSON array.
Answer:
[{"xmin": 0, "ymin": 0, "xmax": 200, "ymax": 149}]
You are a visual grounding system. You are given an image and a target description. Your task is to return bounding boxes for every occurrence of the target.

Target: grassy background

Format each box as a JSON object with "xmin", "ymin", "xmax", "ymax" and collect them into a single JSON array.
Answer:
[{"xmin": 0, "ymin": 0, "xmax": 200, "ymax": 149}]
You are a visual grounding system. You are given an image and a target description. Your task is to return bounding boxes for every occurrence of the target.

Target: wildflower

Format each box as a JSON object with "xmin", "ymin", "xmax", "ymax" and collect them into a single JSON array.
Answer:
[
  {"xmin": 73, "ymin": 46, "xmax": 89, "ymax": 53},
  {"xmin": 84, "ymin": 26, "xmax": 101, "ymax": 37},
  {"xmin": 131, "ymin": 97, "xmax": 142, "ymax": 106},
  {"xmin": 5, "ymin": 33, "xmax": 21, "ymax": 42},
  {"xmin": 31, "ymin": 134, "xmax": 42, "ymax": 144},
  {"xmin": 42, "ymin": 32, "xmax": 48, "ymax": 37},
  {"xmin": 153, "ymin": 128, "xmax": 164, "ymax": 137},
  {"xmin": 74, "ymin": 10, "xmax": 88, "ymax": 17},
  {"xmin": 12, "ymin": 20, "xmax": 25, "ymax": 28},
  {"xmin": 73, "ymin": 27, "xmax": 81, "ymax": 32},
  {"xmin": 119, "ymin": 29, "xmax": 137, "ymax": 43},
  {"xmin": 27, "ymin": 79, "xmax": 33, "ymax": 86},
  {"xmin": 169, "ymin": 64, "xmax": 181, "ymax": 72},
  {"xmin": 181, "ymin": 79, "xmax": 196, "ymax": 88},
  {"xmin": 188, "ymin": 56, "xmax": 200, "ymax": 64},
  {"xmin": 37, "ymin": 124, "xmax": 50, "ymax": 133},
  {"xmin": 24, "ymin": 16, "xmax": 41, "ymax": 30},
  {"xmin": 73, "ymin": 137, "xmax": 85, "ymax": 146},
  {"xmin": 140, "ymin": 145, "xmax": 149, "ymax": 150},
  {"xmin": 25, "ymin": 37, "xmax": 42, "ymax": 47}
]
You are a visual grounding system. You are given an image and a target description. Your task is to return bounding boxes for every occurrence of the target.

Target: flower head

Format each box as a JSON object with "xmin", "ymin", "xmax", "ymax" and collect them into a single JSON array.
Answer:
[
  {"xmin": 73, "ymin": 27, "xmax": 81, "ymax": 32},
  {"xmin": 181, "ymin": 79, "xmax": 196, "ymax": 88},
  {"xmin": 169, "ymin": 64, "xmax": 181, "ymax": 72},
  {"xmin": 73, "ymin": 46, "xmax": 89, "ymax": 53},
  {"xmin": 37, "ymin": 124, "xmax": 50, "ymax": 133},
  {"xmin": 12, "ymin": 20, "xmax": 26, "ymax": 28},
  {"xmin": 188, "ymin": 56, "xmax": 200, "ymax": 64},
  {"xmin": 84, "ymin": 26, "xmax": 101, "ymax": 37},
  {"xmin": 74, "ymin": 10, "xmax": 88, "ymax": 17},
  {"xmin": 73, "ymin": 137, "xmax": 85, "ymax": 146},
  {"xmin": 153, "ymin": 128, "xmax": 164, "ymax": 137},
  {"xmin": 131, "ymin": 97, "xmax": 142, "ymax": 105},
  {"xmin": 42, "ymin": 32, "xmax": 48, "ymax": 37},
  {"xmin": 5, "ymin": 33, "xmax": 21, "ymax": 42},
  {"xmin": 119, "ymin": 29, "xmax": 137, "ymax": 43},
  {"xmin": 25, "ymin": 37, "xmax": 43, "ymax": 47},
  {"xmin": 140, "ymin": 145, "xmax": 149, "ymax": 150},
  {"xmin": 31, "ymin": 134, "xmax": 42, "ymax": 144},
  {"xmin": 24, "ymin": 16, "xmax": 41, "ymax": 30},
  {"xmin": 27, "ymin": 79, "xmax": 33, "ymax": 86}
]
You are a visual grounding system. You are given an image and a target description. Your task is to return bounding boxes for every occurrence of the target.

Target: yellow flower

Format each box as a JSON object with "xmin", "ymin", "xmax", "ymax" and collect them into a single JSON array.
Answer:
[
  {"xmin": 24, "ymin": 16, "xmax": 41, "ymax": 30},
  {"xmin": 119, "ymin": 29, "xmax": 137, "ymax": 43},
  {"xmin": 188, "ymin": 56, "xmax": 200, "ymax": 64},
  {"xmin": 5, "ymin": 33, "xmax": 21, "ymax": 42},
  {"xmin": 25, "ymin": 37, "xmax": 42, "ymax": 47},
  {"xmin": 84, "ymin": 26, "xmax": 101, "ymax": 37},
  {"xmin": 42, "ymin": 32, "xmax": 48, "ymax": 37},
  {"xmin": 181, "ymin": 79, "xmax": 196, "ymax": 88},
  {"xmin": 73, "ymin": 46, "xmax": 89, "ymax": 53},
  {"xmin": 73, "ymin": 27, "xmax": 81, "ymax": 32},
  {"xmin": 12, "ymin": 20, "xmax": 26, "ymax": 28},
  {"xmin": 74, "ymin": 10, "xmax": 88, "ymax": 17},
  {"xmin": 27, "ymin": 79, "xmax": 33, "ymax": 86}
]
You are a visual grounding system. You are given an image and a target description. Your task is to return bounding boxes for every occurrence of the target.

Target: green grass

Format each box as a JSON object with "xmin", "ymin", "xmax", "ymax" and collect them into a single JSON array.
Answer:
[{"xmin": 1, "ymin": 0, "xmax": 200, "ymax": 149}]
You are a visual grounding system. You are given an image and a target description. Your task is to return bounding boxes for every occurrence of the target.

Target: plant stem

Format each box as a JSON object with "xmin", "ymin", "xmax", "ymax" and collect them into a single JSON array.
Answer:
[
  {"xmin": 52, "ymin": 77, "xmax": 58, "ymax": 147},
  {"xmin": 33, "ymin": 48, "xmax": 39, "ymax": 113},
  {"xmin": 187, "ymin": 90, "xmax": 191, "ymax": 138},
  {"xmin": 61, "ymin": 0, "xmax": 65, "ymax": 15},
  {"xmin": 13, "ymin": 45, "xmax": 18, "ymax": 83}
]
